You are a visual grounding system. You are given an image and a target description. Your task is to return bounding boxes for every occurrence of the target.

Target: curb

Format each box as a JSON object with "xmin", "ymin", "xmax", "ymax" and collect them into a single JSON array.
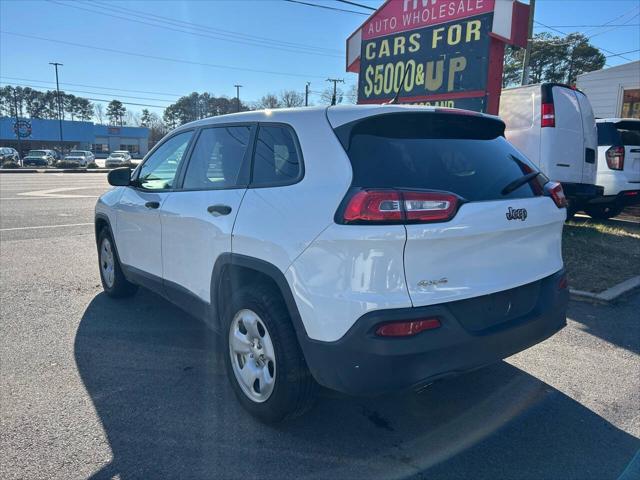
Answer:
[
  {"xmin": 0, "ymin": 168, "xmax": 110, "ymax": 173},
  {"xmin": 570, "ymin": 276, "xmax": 640, "ymax": 303},
  {"xmin": 44, "ymin": 169, "xmax": 110, "ymax": 173}
]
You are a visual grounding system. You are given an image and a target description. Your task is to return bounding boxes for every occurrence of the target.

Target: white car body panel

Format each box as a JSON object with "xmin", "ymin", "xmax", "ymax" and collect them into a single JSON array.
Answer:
[
  {"xmin": 112, "ymin": 188, "xmax": 167, "ymax": 278},
  {"xmin": 286, "ymin": 224, "xmax": 411, "ymax": 342},
  {"xmin": 160, "ymin": 189, "xmax": 246, "ymax": 302},
  {"xmin": 232, "ymin": 108, "xmax": 352, "ymax": 274},
  {"xmin": 404, "ymin": 197, "xmax": 565, "ymax": 308}
]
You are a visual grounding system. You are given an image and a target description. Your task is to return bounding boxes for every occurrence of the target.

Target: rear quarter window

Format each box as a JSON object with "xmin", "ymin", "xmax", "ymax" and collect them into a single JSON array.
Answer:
[{"xmin": 334, "ymin": 113, "xmax": 546, "ymax": 202}]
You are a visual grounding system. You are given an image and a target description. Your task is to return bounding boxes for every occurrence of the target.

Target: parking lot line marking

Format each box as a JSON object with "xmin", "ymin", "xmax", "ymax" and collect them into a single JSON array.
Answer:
[
  {"xmin": 0, "ymin": 196, "xmax": 100, "ymax": 200},
  {"xmin": 18, "ymin": 187, "xmax": 104, "ymax": 199},
  {"xmin": 0, "ymin": 222, "xmax": 93, "ymax": 232}
]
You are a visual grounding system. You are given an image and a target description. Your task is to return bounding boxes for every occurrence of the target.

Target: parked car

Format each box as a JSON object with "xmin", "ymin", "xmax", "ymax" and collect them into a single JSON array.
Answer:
[
  {"xmin": 95, "ymin": 105, "xmax": 569, "ymax": 422},
  {"xmin": 23, "ymin": 149, "xmax": 55, "ymax": 167},
  {"xmin": 63, "ymin": 150, "xmax": 95, "ymax": 167},
  {"xmin": 105, "ymin": 151, "xmax": 132, "ymax": 168},
  {"xmin": 582, "ymin": 119, "xmax": 640, "ymax": 219},
  {"xmin": 0, "ymin": 147, "xmax": 21, "ymax": 166},
  {"xmin": 500, "ymin": 83, "xmax": 603, "ymax": 216}
]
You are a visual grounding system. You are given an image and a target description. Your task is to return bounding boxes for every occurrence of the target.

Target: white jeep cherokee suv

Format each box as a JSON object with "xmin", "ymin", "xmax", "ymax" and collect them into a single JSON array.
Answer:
[{"xmin": 95, "ymin": 105, "xmax": 569, "ymax": 422}]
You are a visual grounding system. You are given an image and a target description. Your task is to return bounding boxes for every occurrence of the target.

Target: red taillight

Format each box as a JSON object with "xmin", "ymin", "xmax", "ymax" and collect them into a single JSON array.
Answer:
[
  {"xmin": 343, "ymin": 190, "xmax": 402, "ymax": 222},
  {"xmin": 623, "ymin": 191, "xmax": 638, "ymax": 196},
  {"xmin": 541, "ymin": 103, "xmax": 555, "ymax": 128},
  {"xmin": 343, "ymin": 190, "xmax": 459, "ymax": 224},
  {"xmin": 606, "ymin": 146, "xmax": 625, "ymax": 170},
  {"xmin": 545, "ymin": 181, "xmax": 568, "ymax": 209},
  {"xmin": 375, "ymin": 318, "xmax": 441, "ymax": 337}
]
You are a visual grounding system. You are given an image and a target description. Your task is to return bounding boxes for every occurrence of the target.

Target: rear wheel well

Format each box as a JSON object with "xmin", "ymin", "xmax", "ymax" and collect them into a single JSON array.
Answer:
[{"xmin": 215, "ymin": 264, "xmax": 284, "ymax": 329}]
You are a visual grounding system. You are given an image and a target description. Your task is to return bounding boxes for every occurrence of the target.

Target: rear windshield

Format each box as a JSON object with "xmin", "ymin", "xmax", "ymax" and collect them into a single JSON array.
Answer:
[
  {"xmin": 28, "ymin": 150, "xmax": 47, "ymax": 156},
  {"xmin": 597, "ymin": 121, "xmax": 640, "ymax": 146},
  {"xmin": 333, "ymin": 113, "xmax": 546, "ymax": 202}
]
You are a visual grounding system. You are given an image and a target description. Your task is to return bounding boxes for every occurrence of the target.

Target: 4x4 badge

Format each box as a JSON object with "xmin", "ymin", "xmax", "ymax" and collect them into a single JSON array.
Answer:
[{"xmin": 506, "ymin": 207, "xmax": 527, "ymax": 221}]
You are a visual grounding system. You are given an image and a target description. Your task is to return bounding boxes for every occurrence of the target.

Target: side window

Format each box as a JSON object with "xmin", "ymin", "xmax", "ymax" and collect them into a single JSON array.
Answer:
[
  {"xmin": 251, "ymin": 125, "xmax": 302, "ymax": 186},
  {"xmin": 137, "ymin": 131, "xmax": 193, "ymax": 190},
  {"xmin": 183, "ymin": 126, "xmax": 251, "ymax": 189}
]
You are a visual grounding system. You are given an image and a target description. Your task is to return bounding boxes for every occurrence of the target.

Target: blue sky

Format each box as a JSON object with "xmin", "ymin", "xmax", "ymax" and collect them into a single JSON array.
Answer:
[{"xmin": 1, "ymin": 0, "xmax": 639, "ymax": 116}]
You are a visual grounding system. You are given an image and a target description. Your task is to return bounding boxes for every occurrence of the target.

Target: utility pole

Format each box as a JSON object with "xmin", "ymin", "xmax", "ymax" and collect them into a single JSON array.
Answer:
[
  {"xmin": 234, "ymin": 84, "xmax": 243, "ymax": 112},
  {"xmin": 49, "ymin": 62, "xmax": 64, "ymax": 152},
  {"xmin": 520, "ymin": 0, "xmax": 536, "ymax": 85},
  {"xmin": 305, "ymin": 82, "xmax": 311, "ymax": 107},
  {"xmin": 326, "ymin": 78, "xmax": 344, "ymax": 106},
  {"xmin": 13, "ymin": 89, "xmax": 22, "ymax": 157}
]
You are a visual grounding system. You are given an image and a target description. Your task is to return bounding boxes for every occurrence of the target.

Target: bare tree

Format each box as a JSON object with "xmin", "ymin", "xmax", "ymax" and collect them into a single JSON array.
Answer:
[
  {"xmin": 125, "ymin": 110, "xmax": 141, "ymax": 126},
  {"xmin": 258, "ymin": 93, "xmax": 280, "ymax": 109},
  {"xmin": 279, "ymin": 90, "xmax": 304, "ymax": 108},
  {"xmin": 345, "ymin": 84, "xmax": 358, "ymax": 104},
  {"xmin": 320, "ymin": 87, "xmax": 343, "ymax": 105},
  {"xmin": 94, "ymin": 103, "xmax": 104, "ymax": 124}
]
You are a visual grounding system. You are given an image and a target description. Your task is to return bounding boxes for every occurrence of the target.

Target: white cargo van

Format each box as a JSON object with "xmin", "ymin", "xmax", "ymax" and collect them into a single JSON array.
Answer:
[{"xmin": 500, "ymin": 83, "xmax": 603, "ymax": 215}]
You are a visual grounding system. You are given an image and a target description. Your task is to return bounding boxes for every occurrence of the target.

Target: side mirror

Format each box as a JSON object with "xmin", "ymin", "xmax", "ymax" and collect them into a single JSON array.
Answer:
[{"xmin": 108, "ymin": 166, "xmax": 132, "ymax": 186}]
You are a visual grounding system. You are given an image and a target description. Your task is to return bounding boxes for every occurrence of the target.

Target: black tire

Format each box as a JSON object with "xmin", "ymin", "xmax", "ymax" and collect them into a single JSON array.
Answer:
[
  {"xmin": 223, "ymin": 284, "xmax": 317, "ymax": 423},
  {"xmin": 97, "ymin": 227, "xmax": 138, "ymax": 298},
  {"xmin": 584, "ymin": 204, "xmax": 623, "ymax": 220}
]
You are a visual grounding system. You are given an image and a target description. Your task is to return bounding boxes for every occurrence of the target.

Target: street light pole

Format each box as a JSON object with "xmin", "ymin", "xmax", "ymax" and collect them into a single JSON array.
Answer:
[
  {"xmin": 13, "ymin": 89, "xmax": 22, "ymax": 157},
  {"xmin": 234, "ymin": 84, "xmax": 243, "ymax": 112},
  {"xmin": 49, "ymin": 62, "xmax": 64, "ymax": 152},
  {"xmin": 305, "ymin": 82, "xmax": 311, "ymax": 107}
]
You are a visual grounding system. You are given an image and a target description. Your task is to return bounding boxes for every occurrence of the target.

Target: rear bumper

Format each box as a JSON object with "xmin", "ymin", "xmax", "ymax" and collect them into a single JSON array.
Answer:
[
  {"xmin": 23, "ymin": 159, "xmax": 48, "ymax": 166},
  {"xmin": 587, "ymin": 190, "xmax": 640, "ymax": 206},
  {"xmin": 300, "ymin": 270, "xmax": 568, "ymax": 396},
  {"xmin": 562, "ymin": 182, "xmax": 604, "ymax": 202}
]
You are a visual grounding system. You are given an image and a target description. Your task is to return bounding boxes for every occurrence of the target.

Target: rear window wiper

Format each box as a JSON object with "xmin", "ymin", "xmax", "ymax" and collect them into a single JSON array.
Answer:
[{"xmin": 501, "ymin": 171, "xmax": 541, "ymax": 196}]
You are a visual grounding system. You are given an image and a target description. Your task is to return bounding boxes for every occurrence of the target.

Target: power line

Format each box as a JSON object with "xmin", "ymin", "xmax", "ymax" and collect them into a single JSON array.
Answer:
[
  {"xmin": 545, "ymin": 24, "xmax": 639, "ymax": 27},
  {"xmin": 0, "ymin": 80, "xmax": 175, "ymax": 103},
  {"xmin": 48, "ymin": 0, "xmax": 342, "ymax": 58},
  {"xmin": 334, "ymin": 0, "xmax": 376, "ymax": 11},
  {"xmin": 581, "ymin": 5, "xmax": 639, "ymax": 36},
  {"xmin": 588, "ymin": 13, "xmax": 640, "ymax": 40},
  {"xmin": 0, "ymin": 31, "xmax": 328, "ymax": 80},
  {"xmin": 1, "ymin": 82, "xmax": 170, "ymax": 109},
  {"xmin": 534, "ymin": 20, "xmax": 634, "ymax": 62},
  {"xmin": 283, "ymin": 0, "xmax": 368, "ymax": 15},
  {"xmin": 89, "ymin": 0, "xmax": 342, "ymax": 55},
  {"xmin": 605, "ymin": 48, "xmax": 640, "ymax": 58},
  {"xmin": 0, "ymin": 75, "xmax": 183, "ymax": 97}
]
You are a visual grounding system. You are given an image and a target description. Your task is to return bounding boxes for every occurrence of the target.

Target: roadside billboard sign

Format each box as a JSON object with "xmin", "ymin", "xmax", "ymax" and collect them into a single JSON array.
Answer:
[{"xmin": 346, "ymin": 0, "xmax": 529, "ymax": 113}]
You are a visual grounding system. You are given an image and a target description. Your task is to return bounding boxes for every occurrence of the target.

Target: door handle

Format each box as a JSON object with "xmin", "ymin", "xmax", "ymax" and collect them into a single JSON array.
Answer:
[
  {"xmin": 145, "ymin": 201, "xmax": 160, "ymax": 209},
  {"xmin": 207, "ymin": 204, "xmax": 232, "ymax": 216}
]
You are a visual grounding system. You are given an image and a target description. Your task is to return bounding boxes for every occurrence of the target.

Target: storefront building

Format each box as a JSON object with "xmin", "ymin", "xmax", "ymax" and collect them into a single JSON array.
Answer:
[
  {"xmin": 577, "ymin": 61, "xmax": 640, "ymax": 119},
  {"xmin": 0, "ymin": 117, "xmax": 150, "ymax": 158}
]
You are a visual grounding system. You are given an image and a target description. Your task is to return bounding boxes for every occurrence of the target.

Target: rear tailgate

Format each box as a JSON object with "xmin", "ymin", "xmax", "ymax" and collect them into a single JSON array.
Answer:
[
  {"xmin": 542, "ymin": 86, "xmax": 585, "ymax": 184},
  {"xmin": 616, "ymin": 120, "xmax": 640, "ymax": 183},
  {"xmin": 575, "ymin": 89, "xmax": 598, "ymax": 184},
  {"xmin": 331, "ymin": 110, "xmax": 566, "ymax": 308},
  {"xmin": 405, "ymin": 197, "xmax": 564, "ymax": 307}
]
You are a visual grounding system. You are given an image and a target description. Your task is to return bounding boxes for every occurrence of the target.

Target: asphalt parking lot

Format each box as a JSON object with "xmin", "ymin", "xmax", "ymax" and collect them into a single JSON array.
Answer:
[{"xmin": 1, "ymin": 173, "xmax": 639, "ymax": 480}]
